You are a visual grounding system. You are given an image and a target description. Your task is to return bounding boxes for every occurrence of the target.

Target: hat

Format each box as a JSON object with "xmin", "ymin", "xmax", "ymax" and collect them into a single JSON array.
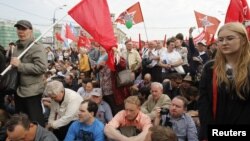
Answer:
[
  {"xmin": 197, "ymin": 40, "xmax": 206, "ymax": 46},
  {"xmin": 90, "ymin": 88, "xmax": 102, "ymax": 97},
  {"xmin": 183, "ymin": 73, "xmax": 192, "ymax": 82},
  {"xmin": 14, "ymin": 20, "xmax": 33, "ymax": 29}
]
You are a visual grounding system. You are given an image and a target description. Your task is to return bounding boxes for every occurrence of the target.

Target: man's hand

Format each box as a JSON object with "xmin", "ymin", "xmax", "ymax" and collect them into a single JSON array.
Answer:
[
  {"xmin": 189, "ymin": 27, "xmax": 195, "ymax": 37},
  {"xmin": 155, "ymin": 107, "xmax": 161, "ymax": 118},
  {"xmin": 10, "ymin": 57, "xmax": 21, "ymax": 67}
]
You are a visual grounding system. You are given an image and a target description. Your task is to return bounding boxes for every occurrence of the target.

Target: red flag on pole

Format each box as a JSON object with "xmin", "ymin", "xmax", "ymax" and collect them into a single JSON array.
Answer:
[
  {"xmin": 225, "ymin": 0, "xmax": 250, "ymax": 38},
  {"xmin": 77, "ymin": 36, "xmax": 91, "ymax": 48},
  {"xmin": 115, "ymin": 2, "xmax": 144, "ymax": 26},
  {"xmin": 68, "ymin": 0, "xmax": 117, "ymax": 71},
  {"xmin": 55, "ymin": 32, "xmax": 64, "ymax": 42},
  {"xmin": 225, "ymin": 0, "xmax": 250, "ymax": 23},
  {"xmin": 163, "ymin": 34, "xmax": 167, "ymax": 47},
  {"xmin": 194, "ymin": 11, "xmax": 220, "ymax": 34},
  {"xmin": 193, "ymin": 29, "xmax": 206, "ymax": 44},
  {"xmin": 65, "ymin": 24, "xmax": 77, "ymax": 42},
  {"xmin": 139, "ymin": 33, "xmax": 142, "ymax": 49}
]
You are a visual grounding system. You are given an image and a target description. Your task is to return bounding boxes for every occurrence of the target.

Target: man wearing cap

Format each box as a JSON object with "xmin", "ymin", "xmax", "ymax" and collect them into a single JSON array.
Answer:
[
  {"xmin": 90, "ymin": 88, "xmax": 113, "ymax": 124},
  {"xmin": 10, "ymin": 20, "xmax": 47, "ymax": 127},
  {"xmin": 188, "ymin": 27, "xmax": 209, "ymax": 82}
]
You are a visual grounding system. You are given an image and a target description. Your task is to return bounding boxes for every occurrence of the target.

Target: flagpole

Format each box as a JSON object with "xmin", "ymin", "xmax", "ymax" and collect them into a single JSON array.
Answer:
[
  {"xmin": 1, "ymin": 14, "xmax": 68, "ymax": 76},
  {"xmin": 143, "ymin": 22, "xmax": 149, "ymax": 42}
]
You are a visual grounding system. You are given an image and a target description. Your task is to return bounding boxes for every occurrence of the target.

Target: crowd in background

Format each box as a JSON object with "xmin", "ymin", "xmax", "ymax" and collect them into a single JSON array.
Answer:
[{"xmin": 1, "ymin": 21, "xmax": 250, "ymax": 141}]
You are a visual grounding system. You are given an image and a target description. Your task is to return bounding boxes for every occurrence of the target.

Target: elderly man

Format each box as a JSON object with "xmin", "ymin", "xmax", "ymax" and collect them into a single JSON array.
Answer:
[
  {"xmin": 44, "ymin": 80, "xmax": 83, "ymax": 140},
  {"xmin": 64, "ymin": 100, "xmax": 105, "ymax": 141},
  {"xmin": 90, "ymin": 88, "xmax": 113, "ymax": 124},
  {"xmin": 121, "ymin": 40, "xmax": 141, "ymax": 73},
  {"xmin": 5, "ymin": 113, "xmax": 58, "ymax": 141},
  {"xmin": 104, "ymin": 96, "xmax": 152, "ymax": 141},
  {"xmin": 141, "ymin": 82, "xmax": 171, "ymax": 120}
]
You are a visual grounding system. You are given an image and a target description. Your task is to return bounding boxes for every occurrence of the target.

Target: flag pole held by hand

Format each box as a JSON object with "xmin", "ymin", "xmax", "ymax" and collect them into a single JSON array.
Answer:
[{"xmin": 0, "ymin": 14, "xmax": 68, "ymax": 77}]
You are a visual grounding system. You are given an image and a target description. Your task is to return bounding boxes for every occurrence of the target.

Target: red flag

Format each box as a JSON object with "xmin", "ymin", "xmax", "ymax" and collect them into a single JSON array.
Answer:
[
  {"xmin": 225, "ymin": 0, "xmax": 250, "ymax": 38},
  {"xmin": 163, "ymin": 34, "xmax": 167, "ymax": 47},
  {"xmin": 115, "ymin": 2, "xmax": 144, "ymax": 25},
  {"xmin": 194, "ymin": 11, "xmax": 220, "ymax": 34},
  {"xmin": 193, "ymin": 29, "xmax": 206, "ymax": 44},
  {"xmin": 55, "ymin": 32, "xmax": 64, "ymax": 42},
  {"xmin": 68, "ymin": 0, "xmax": 117, "ymax": 71},
  {"xmin": 225, "ymin": 0, "xmax": 250, "ymax": 23},
  {"xmin": 204, "ymin": 32, "xmax": 215, "ymax": 45},
  {"xmin": 77, "ymin": 36, "xmax": 91, "ymax": 48},
  {"xmin": 65, "ymin": 24, "xmax": 77, "ymax": 42},
  {"xmin": 193, "ymin": 29, "xmax": 214, "ymax": 45}
]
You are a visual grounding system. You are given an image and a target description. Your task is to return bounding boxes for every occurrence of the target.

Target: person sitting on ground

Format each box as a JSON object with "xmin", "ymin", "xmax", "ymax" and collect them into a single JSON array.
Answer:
[
  {"xmin": 90, "ymin": 88, "xmax": 113, "ymax": 124},
  {"xmin": 144, "ymin": 125, "xmax": 177, "ymax": 141},
  {"xmin": 141, "ymin": 82, "xmax": 171, "ymax": 120},
  {"xmin": 154, "ymin": 96, "xmax": 198, "ymax": 141},
  {"xmin": 44, "ymin": 80, "xmax": 83, "ymax": 140},
  {"xmin": 104, "ymin": 96, "xmax": 152, "ymax": 141},
  {"xmin": 131, "ymin": 73, "xmax": 152, "ymax": 100},
  {"xmin": 64, "ymin": 100, "xmax": 105, "ymax": 141},
  {"xmin": 5, "ymin": 113, "xmax": 58, "ymax": 141}
]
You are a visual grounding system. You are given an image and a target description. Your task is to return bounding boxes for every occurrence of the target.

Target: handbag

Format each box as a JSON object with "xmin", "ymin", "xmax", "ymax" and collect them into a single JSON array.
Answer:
[
  {"xmin": 0, "ymin": 68, "xmax": 19, "ymax": 94},
  {"xmin": 116, "ymin": 69, "xmax": 133, "ymax": 87},
  {"xmin": 0, "ymin": 45, "xmax": 18, "ymax": 94}
]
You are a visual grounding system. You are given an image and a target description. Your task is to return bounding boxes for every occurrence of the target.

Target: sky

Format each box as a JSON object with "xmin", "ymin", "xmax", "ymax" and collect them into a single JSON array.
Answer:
[{"xmin": 0, "ymin": 0, "xmax": 249, "ymax": 41}]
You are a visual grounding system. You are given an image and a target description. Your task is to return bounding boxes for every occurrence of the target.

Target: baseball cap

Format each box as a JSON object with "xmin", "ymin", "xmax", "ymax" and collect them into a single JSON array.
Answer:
[
  {"xmin": 14, "ymin": 20, "xmax": 33, "ymax": 29},
  {"xmin": 197, "ymin": 40, "xmax": 206, "ymax": 46},
  {"xmin": 90, "ymin": 88, "xmax": 102, "ymax": 97}
]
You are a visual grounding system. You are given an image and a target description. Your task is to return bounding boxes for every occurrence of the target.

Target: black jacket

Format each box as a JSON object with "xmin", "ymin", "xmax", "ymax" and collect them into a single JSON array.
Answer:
[{"xmin": 198, "ymin": 61, "xmax": 250, "ymax": 140}]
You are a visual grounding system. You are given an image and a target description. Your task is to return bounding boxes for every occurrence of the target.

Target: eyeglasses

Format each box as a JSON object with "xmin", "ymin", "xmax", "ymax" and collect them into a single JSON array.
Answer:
[{"xmin": 217, "ymin": 36, "xmax": 240, "ymax": 44}]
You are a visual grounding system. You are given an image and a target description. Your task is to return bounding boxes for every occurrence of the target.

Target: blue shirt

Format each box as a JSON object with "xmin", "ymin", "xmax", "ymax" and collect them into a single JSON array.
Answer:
[
  {"xmin": 161, "ymin": 113, "xmax": 198, "ymax": 141},
  {"xmin": 96, "ymin": 101, "xmax": 113, "ymax": 124},
  {"xmin": 64, "ymin": 119, "xmax": 104, "ymax": 141}
]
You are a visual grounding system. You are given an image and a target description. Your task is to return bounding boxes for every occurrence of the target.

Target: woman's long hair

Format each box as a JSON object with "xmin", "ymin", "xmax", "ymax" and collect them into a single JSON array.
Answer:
[{"xmin": 214, "ymin": 22, "xmax": 250, "ymax": 100}]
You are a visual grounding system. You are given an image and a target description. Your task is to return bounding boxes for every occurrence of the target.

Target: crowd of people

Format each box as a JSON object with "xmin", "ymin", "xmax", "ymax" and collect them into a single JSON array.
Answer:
[{"xmin": 0, "ymin": 19, "xmax": 250, "ymax": 141}]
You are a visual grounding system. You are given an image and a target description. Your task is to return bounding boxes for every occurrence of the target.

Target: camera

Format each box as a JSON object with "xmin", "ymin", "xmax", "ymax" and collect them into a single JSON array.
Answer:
[{"xmin": 160, "ymin": 108, "xmax": 169, "ymax": 115}]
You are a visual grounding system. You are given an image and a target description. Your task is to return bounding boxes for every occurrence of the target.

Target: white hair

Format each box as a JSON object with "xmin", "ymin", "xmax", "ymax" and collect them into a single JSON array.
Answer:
[
  {"xmin": 44, "ymin": 80, "xmax": 64, "ymax": 96},
  {"xmin": 151, "ymin": 82, "xmax": 163, "ymax": 90}
]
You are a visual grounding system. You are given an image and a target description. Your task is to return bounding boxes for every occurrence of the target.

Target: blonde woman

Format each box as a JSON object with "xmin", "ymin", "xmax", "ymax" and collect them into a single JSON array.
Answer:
[{"xmin": 199, "ymin": 22, "xmax": 250, "ymax": 140}]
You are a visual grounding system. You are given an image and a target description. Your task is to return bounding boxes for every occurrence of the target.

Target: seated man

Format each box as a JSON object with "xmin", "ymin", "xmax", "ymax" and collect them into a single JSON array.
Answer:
[
  {"xmin": 131, "ymin": 73, "xmax": 152, "ymax": 100},
  {"xmin": 154, "ymin": 96, "xmax": 198, "ymax": 141},
  {"xmin": 44, "ymin": 80, "xmax": 83, "ymax": 140},
  {"xmin": 64, "ymin": 100, "xmax": 105, "ymax": 141},
  {"xmin": 144, "ymin": 126, "xmax": 177, "ymax": 141},
  {"xmin": 104, "ymin": 96, "xmax": 152, "ymax": 141},
  {"xmin": 141, "ymin": 82, "xmax": 171, "ymax": 120},
  {"xmin": 5, "ymin": 113, "xmax": 58, "ymax": 141},
  {"xmin": 163, "ymin": 73, "xmax": 183, "ymax": 99},
  {"xmin": 90, "ymin": 88, "xmax": 113, "ymax": 124}
]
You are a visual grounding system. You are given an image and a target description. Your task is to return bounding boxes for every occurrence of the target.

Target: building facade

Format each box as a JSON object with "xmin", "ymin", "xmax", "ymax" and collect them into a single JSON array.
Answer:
[{"xmin": 0, "ymin": 20, "xmax": 41, "ymax": 48}]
